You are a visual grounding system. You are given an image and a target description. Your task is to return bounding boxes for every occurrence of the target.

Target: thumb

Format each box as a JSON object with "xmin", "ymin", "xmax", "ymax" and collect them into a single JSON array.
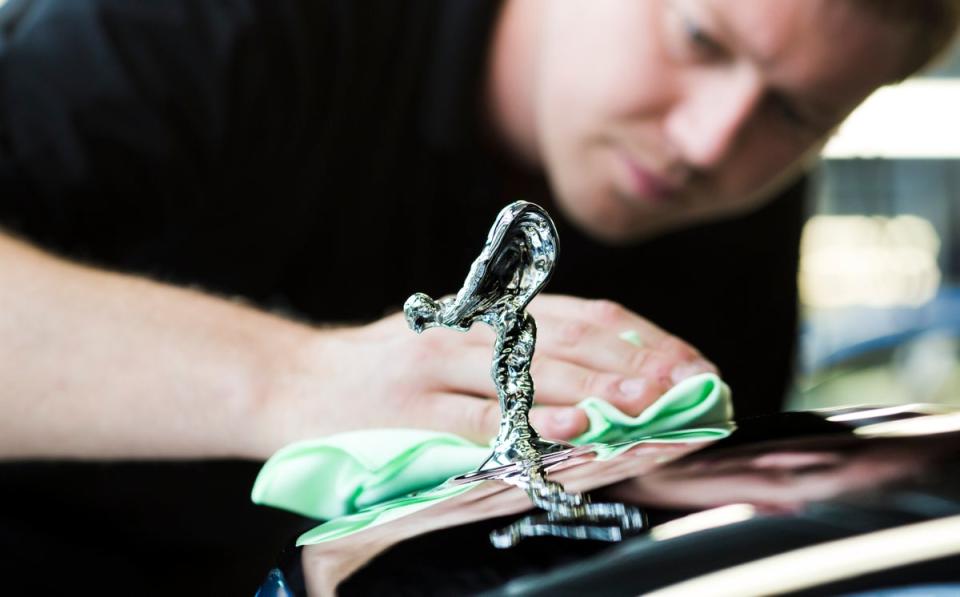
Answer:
[
  {"xmin": 425, "ymin": 395, "xmax": 588, "ymax": 444},
  {"xmin": 424, "ymin": 394, "xmax": 501, "ymax": 444}
]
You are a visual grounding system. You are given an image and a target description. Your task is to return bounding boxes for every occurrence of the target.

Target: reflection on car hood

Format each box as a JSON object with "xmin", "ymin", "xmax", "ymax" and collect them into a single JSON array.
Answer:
[{"xmin": 298, "ymin": 406, "xmax": 960, "ymax": 596}]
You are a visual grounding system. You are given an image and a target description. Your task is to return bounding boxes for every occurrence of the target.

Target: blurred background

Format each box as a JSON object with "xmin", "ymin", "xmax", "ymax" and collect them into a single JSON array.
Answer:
[{"xmin": 788, "ymin": 42, "xmax": 960, "ymax": 411}]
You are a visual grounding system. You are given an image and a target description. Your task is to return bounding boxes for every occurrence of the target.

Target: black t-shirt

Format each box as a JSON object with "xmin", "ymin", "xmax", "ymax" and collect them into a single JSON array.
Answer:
[{"xmin": 0, "ymin": 0, "xmax": 806, "ymax": 592}]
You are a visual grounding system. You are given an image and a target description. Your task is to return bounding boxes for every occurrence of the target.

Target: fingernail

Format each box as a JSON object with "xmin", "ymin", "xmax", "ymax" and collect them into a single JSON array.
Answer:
[
  {"xmin": 530, "ymin": 408, "xmax": 549, "ymax": 429},
  {"xmin": 619, "ymin": 378, "xmax": 648, "ymax": 399},
  {"xmin": 552, "ymin": 408, "xmax": 579, "ymax": 426},
  {"xmin": 670, "ymin": 361, "xmax": 713, "ymax": 385}
]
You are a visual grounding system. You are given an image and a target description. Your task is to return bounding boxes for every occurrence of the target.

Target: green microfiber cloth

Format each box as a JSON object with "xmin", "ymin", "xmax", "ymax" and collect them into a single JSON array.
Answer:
[
  {"xmin": 575, "ymin": 371, "xmax": 731, "ymax": 444},
  {"xmin": 252, "ymin": 372, "xmax": 732, "ymax": 526}
]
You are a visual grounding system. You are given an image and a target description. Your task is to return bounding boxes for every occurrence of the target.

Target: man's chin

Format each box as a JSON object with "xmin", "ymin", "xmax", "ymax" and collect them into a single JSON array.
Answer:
[
  {"xmin": 565, "ymin": 207, "xmax": 665, "ymax": 246},
  {"xmin": 552, "ymin": 192, "xmax": 669, "ymax": 246}
]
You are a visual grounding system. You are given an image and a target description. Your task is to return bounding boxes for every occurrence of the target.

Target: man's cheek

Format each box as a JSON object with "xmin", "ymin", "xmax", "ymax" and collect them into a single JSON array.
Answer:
[{"xmin": 734, "ymin": 144, "xmax": 802, "ymax": 194}]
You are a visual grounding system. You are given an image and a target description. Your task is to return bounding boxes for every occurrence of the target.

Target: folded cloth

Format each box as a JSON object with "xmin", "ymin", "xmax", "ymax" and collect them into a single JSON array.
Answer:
[
  {"xmin": 294, "ymin": 481, "xmax": 478, "ymax": 546},
  {"xmin": 252, "ymin": 430, "xmax": 487, "ymax": 521},
  {"xmin": 576, "ymin": 372, "xmax": 732, "ymax": 444},
  {"xmin": 252, "ymin": 373, "xmax": 732, "ymax": 522}
]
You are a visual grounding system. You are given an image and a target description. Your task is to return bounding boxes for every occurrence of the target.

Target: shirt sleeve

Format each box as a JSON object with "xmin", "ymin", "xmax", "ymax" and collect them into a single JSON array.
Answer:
[{"xmin": 0, "ymin": 0, "xmax": 331, "ymax": 248}]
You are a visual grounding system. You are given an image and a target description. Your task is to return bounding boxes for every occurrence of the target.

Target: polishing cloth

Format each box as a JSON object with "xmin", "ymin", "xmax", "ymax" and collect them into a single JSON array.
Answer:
[{"xmin": 252, "ymin": 373, "xmax": 732, "ymax": 523}]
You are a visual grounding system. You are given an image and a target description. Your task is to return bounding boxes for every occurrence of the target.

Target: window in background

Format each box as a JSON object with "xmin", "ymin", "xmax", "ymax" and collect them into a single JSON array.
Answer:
[{"xmin": 790, "ymin": 42, "xmax": 960, "ymax": 411}]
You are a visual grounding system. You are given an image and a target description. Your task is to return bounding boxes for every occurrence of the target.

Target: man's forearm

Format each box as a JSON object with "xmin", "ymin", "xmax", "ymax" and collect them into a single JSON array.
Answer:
[{"xmin": 0, "ymin": 233, "xmax": 314, "ymax": 461}]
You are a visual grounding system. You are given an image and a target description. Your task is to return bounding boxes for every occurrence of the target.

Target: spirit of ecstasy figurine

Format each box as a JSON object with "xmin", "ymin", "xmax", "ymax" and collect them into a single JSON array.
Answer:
[
  {"xmin": 404, "ymin": 201, "xmax": 562, "ymax": 467},
  {"xmin": 404, "ymin": 201, "xmax": 646, "ymax": 547}
]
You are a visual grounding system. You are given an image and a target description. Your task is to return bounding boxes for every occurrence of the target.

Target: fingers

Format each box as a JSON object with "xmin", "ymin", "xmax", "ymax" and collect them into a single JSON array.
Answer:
[
  {"xmin": 534, "ymin": 315, "xmax": 654, "ymax": 374},
  {"xmin": 529, "ymin": 406, "xmax": 589, "ymax": 440},
  {"xmin": 426, "ymin": 344, "xmax": 501, "ymax": 397},
  {"xmin": 530, "ymin": 358, "xmax": 662, "ymax": 416},
  {"xmin": 533, "ymin": 308, "xmax": 715, "ymax": 385},
  {"xmin": 425, "ymin": 394, "xmax": 588, "ymax": 444},
  {"xmin": 388, "ymin": 323, "xmax": 596, "ymax": 441},
  {"xmin": 422, "ymin": 393, "xmax": 501, "ymax": 444},
  {"xmin": 630, "ymin": 335, "xmax": 717, "ymax": 386},
  {"xmin": 529, "ymin": 294, "xmax": 717, "ymax": 386},
  {"xmin": 531, "ymin": 295, "xmax": 669, "ymax": 341},
  {"xmin": 366, "ymin": 294, "xmax": 716, "ymax": 446}
]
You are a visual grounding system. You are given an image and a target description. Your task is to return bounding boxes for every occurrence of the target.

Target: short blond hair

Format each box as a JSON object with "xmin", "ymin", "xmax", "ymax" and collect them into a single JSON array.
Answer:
[{"xmin": 849, "ymin": 0, "xmax": 960, "ymax": 79}]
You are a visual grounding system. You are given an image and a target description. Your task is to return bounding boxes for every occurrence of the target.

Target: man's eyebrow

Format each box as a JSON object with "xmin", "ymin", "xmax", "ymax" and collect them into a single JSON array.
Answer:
[
  {"xmin": 702, "ymin": 0, "xmax": 841, "ymax": 124},
  {"xmin": 700, "ymin": 0, "xmax": 777, "ymax": 69}
]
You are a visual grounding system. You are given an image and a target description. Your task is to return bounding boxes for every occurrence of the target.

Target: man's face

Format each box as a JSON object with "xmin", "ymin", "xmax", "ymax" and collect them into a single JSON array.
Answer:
[{"xmin": 534, "ymin": 0, "xmax": 910, "ymax": 243}]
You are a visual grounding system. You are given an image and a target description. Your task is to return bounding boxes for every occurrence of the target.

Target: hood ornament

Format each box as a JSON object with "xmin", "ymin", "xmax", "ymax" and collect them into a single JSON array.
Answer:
[
  {"xmin": 405, "ymin": 201, "xmax": 562, "ymax": 466},
  {"xmin": 404, "ymin": 201, "xmax": 646, "ymax": 547}
]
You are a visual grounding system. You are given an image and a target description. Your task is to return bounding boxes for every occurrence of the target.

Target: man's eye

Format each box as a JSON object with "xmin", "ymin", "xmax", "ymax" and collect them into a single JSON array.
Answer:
[
  {"xmin": 683, "ymin": 17, "xmax": 723, "ymax": 56},
  {"xmin": 777, "ymin": 100, "xmax": 806, "ymax": 126},
  {"xmin": 769, "ymin": 95, "xmax": 818, "ymax": 133}
]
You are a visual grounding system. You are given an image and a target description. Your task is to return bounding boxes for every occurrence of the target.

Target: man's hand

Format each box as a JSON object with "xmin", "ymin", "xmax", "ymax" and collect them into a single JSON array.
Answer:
[
  {"xmin": 261, "ymin": 294, "xmax": 716, "ymax": 452},
  {"xmin": 0, "ymin": 232, "xmax": 713, "ymax": 461}
]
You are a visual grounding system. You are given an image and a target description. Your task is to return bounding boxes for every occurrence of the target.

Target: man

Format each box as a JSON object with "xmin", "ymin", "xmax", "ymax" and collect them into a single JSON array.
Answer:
[{"xmin": 0, "ymin": 0, "xmax": 956, "ymax": 592}]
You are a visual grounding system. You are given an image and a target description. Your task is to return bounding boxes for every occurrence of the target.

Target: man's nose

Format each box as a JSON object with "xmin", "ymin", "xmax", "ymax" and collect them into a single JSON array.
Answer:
[{"xmin": 665, "ymin": 67, "xmax": 764, "ymax": 171}]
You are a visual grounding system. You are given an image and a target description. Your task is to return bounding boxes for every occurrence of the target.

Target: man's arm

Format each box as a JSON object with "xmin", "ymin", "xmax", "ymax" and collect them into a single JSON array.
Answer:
[
  {"xmin": 0, "ymin": 228, "xmax": 723, "ymax": 461},
  {"xmin": 0, "ymin": 231, "xmax": 317, "ymax": 460},
  {"xmin": 0, "ymin": 0, "xmax": 335, "ymax": 461}
]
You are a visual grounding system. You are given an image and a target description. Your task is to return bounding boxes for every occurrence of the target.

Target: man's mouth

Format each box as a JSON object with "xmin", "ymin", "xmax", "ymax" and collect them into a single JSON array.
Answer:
[{"xmin": 618, "ymin": 151, "xmax": 684, "ymax": 204}]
